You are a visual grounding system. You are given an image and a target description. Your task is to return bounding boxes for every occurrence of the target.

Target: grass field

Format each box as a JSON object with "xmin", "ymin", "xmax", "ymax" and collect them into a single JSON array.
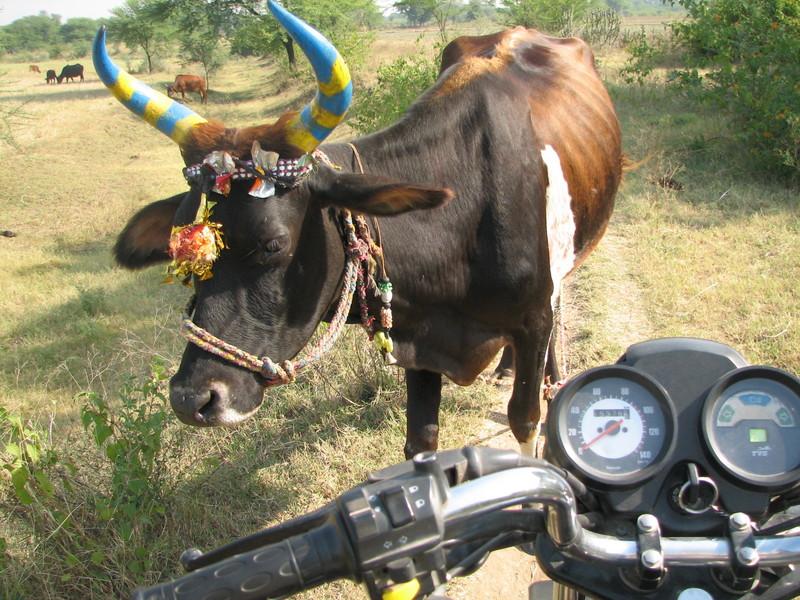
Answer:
[{"xmin": 1, "ymin": 19, "xmax": 799, "ymax": 600}]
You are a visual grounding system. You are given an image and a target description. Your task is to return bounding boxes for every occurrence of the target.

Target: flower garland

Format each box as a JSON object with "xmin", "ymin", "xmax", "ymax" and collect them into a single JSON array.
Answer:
[{"xmin": 163, "ymin": 193, "xmax": 225, "ymax": 285}]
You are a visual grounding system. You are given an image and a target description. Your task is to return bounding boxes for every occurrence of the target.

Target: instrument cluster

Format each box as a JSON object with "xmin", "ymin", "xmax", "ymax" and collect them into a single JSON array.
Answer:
[{"xmin": 546, "ymin": 338, "xmax": 800, "ymax": 520}]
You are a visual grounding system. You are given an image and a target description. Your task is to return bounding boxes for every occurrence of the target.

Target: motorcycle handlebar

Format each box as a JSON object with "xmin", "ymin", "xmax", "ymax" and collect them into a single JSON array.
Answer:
[
  {"xmin": 445, "ymin": 467, "xmax": 800, "ymax": 567},
  {"xmin": 131, "ymin": 517, "xmax": 355, "ymax": 600},
  {"xmin": 131, "ymin": 448, "xmax": 800, "ymax": 600}
]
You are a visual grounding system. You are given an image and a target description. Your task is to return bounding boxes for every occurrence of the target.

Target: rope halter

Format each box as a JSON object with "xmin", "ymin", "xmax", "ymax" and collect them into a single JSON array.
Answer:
[{"xmin": 180, "ymin": 209, "xmax": 395, "ymax": 387}]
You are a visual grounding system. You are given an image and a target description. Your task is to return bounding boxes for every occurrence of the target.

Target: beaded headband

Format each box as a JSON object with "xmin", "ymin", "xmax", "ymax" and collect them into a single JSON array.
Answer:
[{"xmin": 183, "ymin": 141, "xmax": 317, "ymax": 199}]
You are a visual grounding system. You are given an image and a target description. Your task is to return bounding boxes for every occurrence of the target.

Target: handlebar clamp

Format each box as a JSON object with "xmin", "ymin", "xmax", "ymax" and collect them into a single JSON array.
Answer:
[
  {"xmin": 618, "ymin": 513, "xmax": 665, "ymax": 592},
  {"xmin": 712, "ymin": 512, "xmax": 759, "ymax": 594}
]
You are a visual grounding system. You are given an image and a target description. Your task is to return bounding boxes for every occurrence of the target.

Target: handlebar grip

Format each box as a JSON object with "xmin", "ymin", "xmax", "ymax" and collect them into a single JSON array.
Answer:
[{"xmin": 131, "ymin": 521, "xmax": 354, "ymax": 600}]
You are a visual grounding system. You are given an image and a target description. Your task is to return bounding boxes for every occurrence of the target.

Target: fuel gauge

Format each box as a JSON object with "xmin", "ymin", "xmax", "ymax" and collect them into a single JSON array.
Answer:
[{"xmin": 703, "ymin": 366, "xmax": 800, "ymax": 490}]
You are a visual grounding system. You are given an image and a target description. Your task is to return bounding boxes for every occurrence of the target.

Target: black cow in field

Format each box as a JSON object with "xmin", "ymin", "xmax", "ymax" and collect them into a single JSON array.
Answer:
[
  {"xmin": 45, "ymin": 69, "xmax": 57, "ymax": 84},
  {"xmin": 166, "ymin": 74, "xmax": 208, "ymax": 104},
  {"xmin": 57, "ymin": 63, "xmax": 84, "ymax": 83},
  {"xmin": 93, "ymin": 0, "xmax": 622, "ymax": 458}
]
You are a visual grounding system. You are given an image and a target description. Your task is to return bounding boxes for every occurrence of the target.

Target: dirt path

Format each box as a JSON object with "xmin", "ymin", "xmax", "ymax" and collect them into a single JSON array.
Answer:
[{"xmin": 443, "ymin": 229, "xmax": 652, "ymax": 600}]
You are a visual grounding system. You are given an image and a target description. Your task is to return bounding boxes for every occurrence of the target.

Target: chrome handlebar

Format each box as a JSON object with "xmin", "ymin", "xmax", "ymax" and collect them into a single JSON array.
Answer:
[{"xmin": 443, "ymin": 466, "xmax": 800, "ymax": 568}]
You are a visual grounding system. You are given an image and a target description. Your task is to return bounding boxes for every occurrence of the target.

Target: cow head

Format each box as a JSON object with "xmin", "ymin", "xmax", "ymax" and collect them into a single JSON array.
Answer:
[{"xmin": 94, "ymin": 1, "xmax": 451, "ymax": 427}]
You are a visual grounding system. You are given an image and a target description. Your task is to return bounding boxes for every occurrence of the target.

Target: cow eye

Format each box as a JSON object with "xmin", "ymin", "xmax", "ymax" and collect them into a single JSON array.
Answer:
[{"xmin": 262, "ymin": 234, "xmax": 289, "ymax": 257}]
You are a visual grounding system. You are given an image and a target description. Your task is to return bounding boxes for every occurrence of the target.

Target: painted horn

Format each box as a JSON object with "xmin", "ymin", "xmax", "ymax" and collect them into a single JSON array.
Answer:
[
  {"xmin": 268, "ymin": 0, "xmax": 352, "ymax": 153},
  {"xmin": 92, "ymin": 26, "xmax": 207, "ymax": 146}
]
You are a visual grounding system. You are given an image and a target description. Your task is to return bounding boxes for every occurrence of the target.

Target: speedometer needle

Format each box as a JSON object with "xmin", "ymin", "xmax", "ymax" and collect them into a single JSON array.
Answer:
[{"xmin": 581, "ymin": 418, "xmax": 624, "ymax": 450}]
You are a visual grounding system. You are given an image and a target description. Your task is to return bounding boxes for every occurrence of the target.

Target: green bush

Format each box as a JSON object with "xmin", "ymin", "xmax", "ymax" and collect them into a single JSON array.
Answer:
[
  {"xmin": 669, "ymin": 0, "xmax": 800, "ymax": 178},
  {"xmin": 619, "ymin": 27, "xmax": 669, "ymax": 86},
  {"xmin": 1, "ymin": 363, "xmax": 178, "ymax": 598},
  {"xmin": 350, "ymin": 47, "xmax": 439, "ymax": 134}
]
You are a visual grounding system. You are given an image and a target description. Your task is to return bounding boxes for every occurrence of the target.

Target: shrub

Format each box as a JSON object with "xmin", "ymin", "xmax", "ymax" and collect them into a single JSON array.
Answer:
[
  {"xmin": 1, "ymin": 363, "xmax": 178, "ymax": 598},
  {"xmin": 668, "ymin": 0, "xmax": 800, "ymax": 178},
  {"xmin": 619, "ymin": 27, "xmax": 668, "ymax": 86},
  {"xmin": 350, "ymin": 48, "xmax": 439, "ymax": 134}
]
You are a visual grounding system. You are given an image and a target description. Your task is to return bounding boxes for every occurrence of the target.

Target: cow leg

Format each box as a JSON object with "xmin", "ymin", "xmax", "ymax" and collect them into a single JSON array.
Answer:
[
  {"xmin": 489, "ymin": 324, "xmax": 561, "ymax": 392},
  {"xmin": 404, "ymin": 368, "xmax": 442, "ymax": 459},
  {"xmin": 545, "ymin": 327, "xmax": 561, "ymax": 383},
  {"xmin": 507, "ymin": 315, "xmax": 553, "ymax": 457},
  {"xmin": 489, "ymin": 346, "xmax": 515, "ymax": 385}
]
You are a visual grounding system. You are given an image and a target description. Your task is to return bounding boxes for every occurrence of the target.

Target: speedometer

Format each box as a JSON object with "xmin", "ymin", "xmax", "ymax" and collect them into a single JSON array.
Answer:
[
  {"xmin": 702, "ymin": 366, "xmax": 800, "ymax": 490},
  {"xmin": 547, "ymin": 366, "xmax": 677, "ymax": 487}
]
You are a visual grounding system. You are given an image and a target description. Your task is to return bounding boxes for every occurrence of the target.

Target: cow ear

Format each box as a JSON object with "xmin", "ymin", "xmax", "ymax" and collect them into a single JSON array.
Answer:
[
  {"xmin": 309, "ymin": 167, "xmax": 454, "ymax": 216},
  {"xmin": 114, "ymin": 193, "xmax": 183, "ymax": 269}
]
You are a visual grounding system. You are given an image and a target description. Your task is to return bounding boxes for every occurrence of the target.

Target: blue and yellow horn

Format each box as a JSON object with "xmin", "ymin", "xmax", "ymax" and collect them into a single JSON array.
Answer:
[
  {"xmin": 92, "ymin": 26, "xmax": 207, "ymax": 146},
  {"xmin": 268, "ymin": 0, "xmax": 352, "ymax": 153}
]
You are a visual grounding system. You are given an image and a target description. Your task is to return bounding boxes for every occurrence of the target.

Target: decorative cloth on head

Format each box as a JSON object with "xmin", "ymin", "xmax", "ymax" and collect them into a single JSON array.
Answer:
[{"xmin": 182, "ymin": 141, "xmax": 317, "ymax": 199}]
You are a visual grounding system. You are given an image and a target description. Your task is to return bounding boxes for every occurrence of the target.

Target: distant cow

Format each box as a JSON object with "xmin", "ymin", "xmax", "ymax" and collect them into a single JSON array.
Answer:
[
  {"xmin": 57, "ymin": 63, "xmax": 84, "ymax": 83},
  {"xmin": 166, "ymin": 74, "xmax": 207, "ymax": 104},
  {"xmin": 29, "ymin": 65, "xmax": 41, "ymax": 73},
  {"xmin": 46, "ymin": 69, "xmax": 57, "ymax": 84}
]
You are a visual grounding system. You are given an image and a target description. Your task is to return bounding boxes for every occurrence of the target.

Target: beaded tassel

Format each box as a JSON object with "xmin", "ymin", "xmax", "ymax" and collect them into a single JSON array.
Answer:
[{"xmin": 376, "ymin": 277, "xmax": 396, "ymax": 364}]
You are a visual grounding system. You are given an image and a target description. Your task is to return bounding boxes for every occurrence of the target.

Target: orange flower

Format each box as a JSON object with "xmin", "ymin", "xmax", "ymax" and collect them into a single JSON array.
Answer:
[{"xmin": 165, "ymin": 220, "xmax": 225, "ymax": 284}]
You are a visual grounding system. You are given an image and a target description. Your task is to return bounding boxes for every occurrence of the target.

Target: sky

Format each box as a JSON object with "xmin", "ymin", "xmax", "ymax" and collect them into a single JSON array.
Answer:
[{"xmin": 0, "ymin": 0, "xmax": 122, "ymax": 26}]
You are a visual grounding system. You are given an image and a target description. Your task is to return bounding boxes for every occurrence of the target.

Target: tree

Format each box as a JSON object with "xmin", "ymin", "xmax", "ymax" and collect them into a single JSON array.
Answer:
[
  {"xmin": 499, "ymin": 0, "xmax": 601, "ymax": 34},
  {"xmin": 393, "ymin": 0, "xmax": 463, "ymax": 43},
  {"xmin": 59, "ymin": 18, "xmax": 99, "ymax": 44},
  {"xmin": 229, "ymin": 0, "xmax": 379, "ymax": 77},
  {"xmin": 176, "ymin": 30, "xmax": 227, "ymax": 85},
  {"xmin": 109, "ymin": 0, "xmax": 173, "ymax": 73},
  {"xmin": 464, "ymin": 0, "xmax": 497, "ymax": 21},
  {"xmin": 1, "ymin": 14, "xmax": 60, "ymax": 53},
  {"xmin": 394, "ymin": 0, "xmax": 437, "ymax": 26}
]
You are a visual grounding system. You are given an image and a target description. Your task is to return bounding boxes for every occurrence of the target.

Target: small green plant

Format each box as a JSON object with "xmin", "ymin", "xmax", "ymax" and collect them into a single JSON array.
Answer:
[
  {"xmin": 80, "ymin": 360, "xmax": 173, "ymax": 546},
  {"xmin": 1, "ymin": 407, "xmax": 65, "ymax": 506},
  {"xmin": 1, "ymin": 363, "xmax": 178, "ymax": 597},
  {"xmin": 619, "ymin": 27, "xmax": 665, "ymax": 86}
]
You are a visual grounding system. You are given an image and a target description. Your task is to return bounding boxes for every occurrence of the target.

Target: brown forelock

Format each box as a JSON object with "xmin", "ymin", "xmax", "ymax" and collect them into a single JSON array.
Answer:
[{"xmin": 178, "ymin": 112, "xmax": 305, "ymax": 166}]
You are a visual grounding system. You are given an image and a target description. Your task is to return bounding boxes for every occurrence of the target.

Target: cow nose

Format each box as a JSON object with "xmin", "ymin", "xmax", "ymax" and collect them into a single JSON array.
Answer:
[{"xmin": 169, "ymin": 380, "xmax": 232, "ymax": 426}]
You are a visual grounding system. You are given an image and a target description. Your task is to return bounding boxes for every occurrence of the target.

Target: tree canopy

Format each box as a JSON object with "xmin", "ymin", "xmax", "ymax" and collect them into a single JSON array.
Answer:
[{"xmin": 0, "ymin": 13, "xmax": 102, "ymax": 56}]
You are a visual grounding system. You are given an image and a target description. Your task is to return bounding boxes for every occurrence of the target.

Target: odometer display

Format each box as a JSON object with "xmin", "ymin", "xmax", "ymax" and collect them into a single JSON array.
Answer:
[{"xmin": 550, "ymin": 366, "xmax": 677, "ymax": 487}]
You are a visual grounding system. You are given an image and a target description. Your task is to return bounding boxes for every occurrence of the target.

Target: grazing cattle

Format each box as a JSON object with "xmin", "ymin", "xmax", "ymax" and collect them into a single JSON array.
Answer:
[
  {"xmin": 29, "ymin": 65, "xmax": 41, "ymax": 73},
  {"xmin": 93, "ymin": 0, "xmax": 621, "ymax": 459},
  {"xmin": 46, "ymin": 69, "xmax": 57, "ymax": 84},
  {"xmin": 166, "ymin": 74, "xmax": 208, "ymax": 104},
  {"xmin": 57, "ymin": 63, "xmax": 84, "ymax": 83}
]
